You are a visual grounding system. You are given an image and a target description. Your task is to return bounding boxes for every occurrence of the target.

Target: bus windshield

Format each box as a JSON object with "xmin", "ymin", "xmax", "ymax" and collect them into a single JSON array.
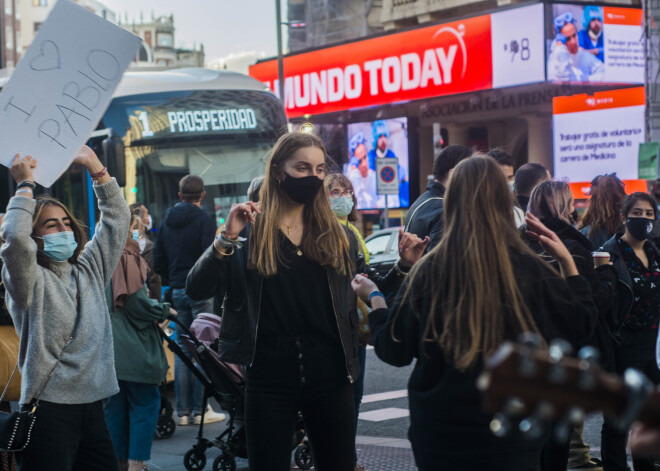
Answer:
[
  {"xmin": 100, "ymin": 87, "xmax": 286, "ymax": 227},
  {"xmin": 126, "ymin": 140, "xmax": 273, "ymax": 227}
]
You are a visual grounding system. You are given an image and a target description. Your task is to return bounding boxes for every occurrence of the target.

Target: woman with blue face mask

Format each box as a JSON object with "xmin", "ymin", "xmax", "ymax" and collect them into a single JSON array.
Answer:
[
  {"xmin": 0, "ymin": 147, "xmax": 131, "ymax": 471},
  {"xmin": 599, "ymin": 192, "xmax": 660, "ymax": 471},
  {"xmin": 324, "ymin": 173, "xmax": 369, "ymax": 471}
]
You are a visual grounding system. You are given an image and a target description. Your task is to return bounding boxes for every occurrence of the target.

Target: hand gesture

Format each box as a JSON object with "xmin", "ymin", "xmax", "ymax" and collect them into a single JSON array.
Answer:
[
  {"xmin": 525, "ymin": 212, "xmax": 579, "ymax": 277},
  {"xmin": 10, "ymin": 154, "xmax": 37, "ymax": 183},
  {"xmin": 223, "ymin": 201, "xmax": 260, "ymax": 238},
  {"xmin": 398, "ymin": 228, "xmax": 429, "ymax": 268},
  {"xmin": 630, "ymin": 422, "xmax": 660, "ymax": 459},
  {"xmin": 351, "ymin": 274, "xmax": 378, "ymax": 302},
  {"xmin": 72, "ymin": 145, "xmax": 101, "ymax": 170}
]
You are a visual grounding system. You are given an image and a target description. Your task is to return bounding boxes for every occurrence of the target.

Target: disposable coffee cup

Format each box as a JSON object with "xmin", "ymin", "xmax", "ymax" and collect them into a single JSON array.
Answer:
[{"xmin": 593, "ymin": 251, "xmax": 610, "ymax": 266}]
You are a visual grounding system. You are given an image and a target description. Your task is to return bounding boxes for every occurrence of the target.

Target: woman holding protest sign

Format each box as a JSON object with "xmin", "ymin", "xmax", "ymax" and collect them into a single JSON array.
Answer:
[{"xmin": 0, "ymin": 146, "xmax": 130, "ymax": 470}]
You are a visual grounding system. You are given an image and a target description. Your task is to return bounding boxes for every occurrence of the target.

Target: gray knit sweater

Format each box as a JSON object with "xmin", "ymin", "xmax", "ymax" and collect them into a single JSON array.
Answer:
[{"xmin": 0, "ymin": 179, "xmax": 130, "ymax": 404}]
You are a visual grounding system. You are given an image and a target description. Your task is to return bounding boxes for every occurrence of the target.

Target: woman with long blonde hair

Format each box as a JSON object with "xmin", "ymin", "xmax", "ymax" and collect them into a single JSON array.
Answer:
[
  {"xmin": 186, "ymin": 132, "xmax": 427, "ymax": 471},
  {"xmin": 352, "ymin": 155, "xmax": 598, "ymax": 470}
]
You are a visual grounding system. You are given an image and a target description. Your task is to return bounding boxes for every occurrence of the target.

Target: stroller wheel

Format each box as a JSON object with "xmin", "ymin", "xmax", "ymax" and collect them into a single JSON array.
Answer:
[
  {"xmin": 184, "ymin": 448, "xmax": 207, "ymax": 471},
  {"xmin": 294, "ymin": 442, "xmax": 314, "ymax": 470},
  {"xmin": 155, "ymin": 417, "xmax": 176, "ymax": 439},
  {"xmin": 212, "ymin": 453, "xmax": 236, "ymax": 471}
]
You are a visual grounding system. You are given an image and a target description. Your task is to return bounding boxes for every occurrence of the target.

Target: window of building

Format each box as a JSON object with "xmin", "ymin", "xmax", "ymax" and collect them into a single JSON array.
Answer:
[
  {"xmin": 6, "ymin": 26, "xmax": 13, "ymax": 49},
  {"xmin": 34, "ymin": 22, "xmax": 42, "ymax": 33},
  {"xmin": 5, "ymin": 1, "xmax": 12, "ymax": 15},
  {"xmin": 156, "ymin": 33, "xmax": 173, "ymax": 47},
  {"xmin": 6, "ymin": 60, "xmax": 14, "ymax": 68},
  {"xmin": 33, "ymin": 0, "xmax": 47, "ymax": 6}
]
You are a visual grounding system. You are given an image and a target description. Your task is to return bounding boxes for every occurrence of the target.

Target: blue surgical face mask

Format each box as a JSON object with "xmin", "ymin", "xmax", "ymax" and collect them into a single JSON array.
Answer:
[
  {"xmin": 330, "ymin": 195, "xmax": 354, "ymax": 217},
  {"xmin": 132, "ymin": 229, "xmax": 140, "ymax": 240},
  {"xmin": 36, "ymin": 231, "xmax": 78, "ymax": 262}
]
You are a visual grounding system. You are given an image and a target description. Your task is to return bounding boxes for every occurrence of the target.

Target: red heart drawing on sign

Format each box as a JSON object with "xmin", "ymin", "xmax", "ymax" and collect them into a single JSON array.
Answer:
[{"xmin": 29, "ymin": 40, "xmax": 61, "ymax": 72}]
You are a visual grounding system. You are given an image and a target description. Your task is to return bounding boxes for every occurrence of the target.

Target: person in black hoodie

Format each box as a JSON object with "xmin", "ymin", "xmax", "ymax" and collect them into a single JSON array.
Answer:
[
  {"xmin": 351, "ymin": 156, "xmax": 598, "ymax": 471},
  {"xmin": 599, "ymin": 192, "xmax": 660, "ymax": 471},
  {"xmin": 404, "ymin": 145, "xmax": 472, "ymax": 251},
  {"xmin": 152, "ymin": 175, "xmax": 220, "ymax": 426},
  {"xmin": 526, "ymin": 180, "xmax": 616, "ymax": 471}
]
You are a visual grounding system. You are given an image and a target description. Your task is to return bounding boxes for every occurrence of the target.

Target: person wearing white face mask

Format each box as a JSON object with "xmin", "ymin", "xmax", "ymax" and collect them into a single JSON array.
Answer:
[
  {"xmin": 129, "ymin": 207, "xmax": 161, "ymax": 302},
  {"xmin": 324, "ymin": 173, "xmax": 370, "ymax": 471},
  {"xmin": 0, "ymin": 147, "xmax": 131, "ymax": 471}
]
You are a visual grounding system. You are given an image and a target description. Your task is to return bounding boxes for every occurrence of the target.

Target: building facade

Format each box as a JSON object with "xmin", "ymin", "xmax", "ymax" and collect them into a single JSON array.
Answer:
[
  {"xmin": 123, "ymin": 14, "xmax": 205, "ymax": 68},
  {"xmin": 0, "ymin": 0, "xmax": 20, "ymax": 68},
  {"xmin": 18, "ymin": 0, "xmax": 114, "ymax": 54},
  {"xmin": 259, "ymin": 0, "xmax": 644, "ymax": 228}
]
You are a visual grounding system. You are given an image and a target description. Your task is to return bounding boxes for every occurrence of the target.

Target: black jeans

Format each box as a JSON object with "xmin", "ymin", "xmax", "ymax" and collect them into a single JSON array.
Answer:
[
  {"xmin": 17, "ymin": 400, "xmax": 119, "ymax": 471},
  {"xmin": 245, "ymin": 335, "xmax": 355, "ymax": 471},
  {"xmin": 601, "ymin": 330, "xmax": 660, "ymax": 471}
]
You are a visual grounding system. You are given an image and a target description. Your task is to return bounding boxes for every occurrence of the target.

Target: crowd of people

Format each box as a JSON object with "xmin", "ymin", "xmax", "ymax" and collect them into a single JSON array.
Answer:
[{"xmin": 1, "ymin": 134, "xmax": 660, "ymax": 471}]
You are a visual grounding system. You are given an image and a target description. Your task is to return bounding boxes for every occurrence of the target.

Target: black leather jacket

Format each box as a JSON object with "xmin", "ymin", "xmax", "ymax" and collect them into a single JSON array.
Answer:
[
  {"xmin": 185, "ymin": 227, "xmax": 405, "ymax": 382},
  {"xmin": 601, "ymin": 235, "xmax": 660, "ymax": 331}
]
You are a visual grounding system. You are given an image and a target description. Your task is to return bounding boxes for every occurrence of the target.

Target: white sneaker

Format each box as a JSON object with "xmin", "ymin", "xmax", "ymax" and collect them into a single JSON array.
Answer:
[
  {"xmin": 178, "ymin": 414, "xmax": 190, "ymax": 426},
  {"xmin": 194, "ymin": 405, "xmax": 226, "ymax": 424}
]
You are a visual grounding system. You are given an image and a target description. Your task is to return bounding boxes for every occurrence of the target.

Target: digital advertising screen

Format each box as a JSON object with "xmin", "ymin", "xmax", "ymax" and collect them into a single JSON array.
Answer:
[
  {"xmin": 546, "ymin": 4, "xmax": 643, "ymax": 83},
  {"xmin": 553, "ymin": 87, "xmax": 645, "ymax": 182},
  {"xmin": 344, "ymin": 118, "xmax": 409, "ymax": 210},
  {"xmin": 250, "ymin": 4, "xmax": 545, "ymax": 118}
]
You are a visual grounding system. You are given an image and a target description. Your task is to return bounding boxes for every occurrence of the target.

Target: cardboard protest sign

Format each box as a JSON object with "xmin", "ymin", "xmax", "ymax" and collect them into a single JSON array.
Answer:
[{"xmin": 0, "ymin": 0, "xmax": 141, "ymax": 187}]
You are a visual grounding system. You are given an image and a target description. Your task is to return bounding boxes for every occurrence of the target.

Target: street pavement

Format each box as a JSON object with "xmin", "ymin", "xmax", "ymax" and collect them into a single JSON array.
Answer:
[
  {"xmin": 148, "ymin": 347, "xmax": 416, "ymax": 470},
  {"xmin": 147, "ymin": 347, "xmax": 630, "ymax": 470}
]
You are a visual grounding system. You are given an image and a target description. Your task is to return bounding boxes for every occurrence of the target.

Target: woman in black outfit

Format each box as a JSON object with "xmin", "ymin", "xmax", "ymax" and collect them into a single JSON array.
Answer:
[
  {"xmin": 600, "ymin": 192, "xmax": 660, "ymax": 471},
  {"xmin": 526, "ymin": 180, "xmax": 616, "ymax": 471},
  {"xmin": 351, "ymin": 156, "xmax": 598, "ymax": 471},
  {"xmin": 186, "ymin": 132, "xmax": 427, "ymax": 471}
]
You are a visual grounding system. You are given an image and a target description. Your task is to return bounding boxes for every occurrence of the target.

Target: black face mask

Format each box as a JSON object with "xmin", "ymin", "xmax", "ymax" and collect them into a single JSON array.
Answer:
[
  {"xmin": 626, "ymin": 217, "xmax": 654, "ymax": 241},
  {"xmin": 281, "ymin": 174, "xmax": 323, "ymax": 205},
  {"xmin": 570, "ymin": 210, "xmax": 578, "ymax": 225}
]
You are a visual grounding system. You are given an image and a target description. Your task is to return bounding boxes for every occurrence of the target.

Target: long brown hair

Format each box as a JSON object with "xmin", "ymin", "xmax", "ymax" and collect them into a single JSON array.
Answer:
[
  {"xmin": 400, "ymin": 155, "xmax": 543, "ymax": 371},
  {"xmin": 32, "ymin": 196, "xmax": 88, "ymax": 273},
  {"xmin": 579, "ymin": 174, "xmax": 626, "ymax": 238},
  {"xmin": 527, "ymin": 180, "xmax": 573, "ymax": 224},
  {"xmin": 248, "ymin": 132, "xmax": 352, "ymax": 277}
]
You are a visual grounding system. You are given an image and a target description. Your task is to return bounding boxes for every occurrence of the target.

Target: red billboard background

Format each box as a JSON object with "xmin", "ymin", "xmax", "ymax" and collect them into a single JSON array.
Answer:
[{"xmin": 250, "ymin": 14, "xmax": 492, "ymax": 118}]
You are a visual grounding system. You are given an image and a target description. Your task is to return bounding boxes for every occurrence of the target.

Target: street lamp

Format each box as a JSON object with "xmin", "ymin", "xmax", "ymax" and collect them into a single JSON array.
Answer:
[{"xmin": 275, "ymin": 0, "xmax": 305, "ymax": 106}]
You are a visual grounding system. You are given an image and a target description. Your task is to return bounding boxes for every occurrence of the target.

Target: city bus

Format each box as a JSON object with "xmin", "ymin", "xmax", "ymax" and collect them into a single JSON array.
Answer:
[{"xmin": 0, "ymin": 67, "xmax": 288, "ymax": 234}]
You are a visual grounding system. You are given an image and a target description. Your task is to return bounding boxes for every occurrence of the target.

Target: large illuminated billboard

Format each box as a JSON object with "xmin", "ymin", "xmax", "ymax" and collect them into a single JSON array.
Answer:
[
  {"xmin": 553, "ymin": 87, "xmax": 645, "ymax": 182},
  {"xmin": 546, "ymin": 4, "xmax": 643, "ymax": 83},
  {"xmin": 345, "ymin": 118, "xmax": 409, "ymax": 209},
  {"xmin": 250, "ymin": 4, "xmax": 545, "ymax": 118}
]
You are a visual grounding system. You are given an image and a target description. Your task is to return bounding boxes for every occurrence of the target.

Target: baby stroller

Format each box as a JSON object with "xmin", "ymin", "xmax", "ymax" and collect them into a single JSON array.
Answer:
[{"xmin": 159, "ymin": 313, "xmax": 313, "ymax": 471}]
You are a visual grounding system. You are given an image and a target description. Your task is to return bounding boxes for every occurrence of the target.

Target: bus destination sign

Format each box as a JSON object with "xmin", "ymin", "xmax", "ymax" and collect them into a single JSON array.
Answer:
[{"xmin": 166, "ymin": 108, "xmax": 258, "ymax": 133}]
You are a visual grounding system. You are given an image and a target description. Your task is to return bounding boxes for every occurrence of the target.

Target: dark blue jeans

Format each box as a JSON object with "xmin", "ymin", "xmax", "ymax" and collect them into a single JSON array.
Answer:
[
  {"xmin": 17, "ymin": 400, "xmax": 119, "ymax": 471},
  {"xmin": 245, "ymin": 335, "xmax": 355, "ymax": 471},
  {"xmin": 104, "ymin": 380, "xmax": 160, "ymax": 461},
  {"xmin": 171, "ymin": 288, "xmax": 213, "ymax": 416}
]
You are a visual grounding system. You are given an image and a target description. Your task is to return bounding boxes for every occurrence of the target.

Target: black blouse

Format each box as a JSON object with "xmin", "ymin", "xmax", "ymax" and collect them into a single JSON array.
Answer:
[
  {"xmin": 258, "ymin": 232, "xmax": 341, "ymax": 348},
  {"xmin": 619, "ymin": 238, "xmax": 660, "ymax": 330}
]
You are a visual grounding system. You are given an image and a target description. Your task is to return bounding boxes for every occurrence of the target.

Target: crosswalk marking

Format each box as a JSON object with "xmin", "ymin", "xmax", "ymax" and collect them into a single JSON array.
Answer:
[
  {"xmin": 362, "ymin": 389, "xmax": 407, "ymax": 404},
  {"xmin": 359, "ymin": 407, "xmax": 410, "ymax": 422}
]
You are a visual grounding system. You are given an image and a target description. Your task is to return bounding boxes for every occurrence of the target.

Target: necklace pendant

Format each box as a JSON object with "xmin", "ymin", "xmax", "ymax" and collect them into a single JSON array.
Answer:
[{"xmin": 297, "ymin": 249, "xmax": 303, "ymax": 256}]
